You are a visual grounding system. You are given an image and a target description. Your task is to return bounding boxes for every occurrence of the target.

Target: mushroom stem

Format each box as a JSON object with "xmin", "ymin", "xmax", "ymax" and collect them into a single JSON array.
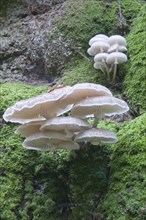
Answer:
[
  {"xmin": 92, "ymin": 117, "xmax": 99, "ymax": 128},
  {"xmin": 112, "ymin": 62, "xmax": 118, "ymax": 82},
  {"xmin": 102, "ymin": 62, "xmax": 110, "ymax": 80},
  {"xmin": 92, "ymin": 112, "xmax": 102, "ymax": 128},
  {"xmin": 65, "ymin": 127, "xmax": 73, "ymax": 138},
  {"xmin": 100, "ymin": 66, "xmax": 106, "ymax": 74}
]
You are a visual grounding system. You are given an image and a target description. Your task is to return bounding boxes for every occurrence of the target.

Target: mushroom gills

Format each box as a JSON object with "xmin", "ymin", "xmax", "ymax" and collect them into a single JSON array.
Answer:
[{"xmin": 75, "ymin": 128, "xmax": 118, "ymax": 144}]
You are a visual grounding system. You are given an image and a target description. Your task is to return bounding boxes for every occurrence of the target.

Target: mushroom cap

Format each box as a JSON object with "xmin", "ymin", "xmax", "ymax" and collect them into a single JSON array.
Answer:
[
  {"xmin": 3, "ymin": 86, "xmax": 72, "ymax": 124},
  {"xmin": 71, "ymin": 96, "xmax": 129, "ymax": 118},
  {"xmin": 15, "ymin": 120, "xmax": 44, "ymax": 137},
  {"xmin": 89, "ymin": 34, "xmax": 109, "ymax": 46},
  {"xmin": 23, "ymin": 132, "xmax": 79, "ymax": 151},
  {"xmin": 40, "ymin": 116, "xmax": 91, "ymax": 133},
  {"xmin": 75, "ymin": 128, "xmax": 118, "ymax": 144},
  {"xmin": 91, "ymin": 42, "xmax": 110, "ymax": 53},
  {"xmin": 94, "ymin": 53, "xmax": 109, "ymax": 63},
  {"xmin": 106, "ymin": 52, "xmax": 127, "ymax": 64},
  {"xmin": 87, "ymin": 47, "xmax": 97, "ymax": 56},
  {"xmin": 108, "ymin": 44, "xmax": 127, "ymax": 53},
  {"xmin": 93, "ymin": 62, "xmax": 105, "ymax": 72},
  {"xmin": 108, "ymin": 35, "xmax": 127, "ymax": 46},
  {"xmin": 60, "ymin": 83, "xmax": 113, "ymax": 105}
]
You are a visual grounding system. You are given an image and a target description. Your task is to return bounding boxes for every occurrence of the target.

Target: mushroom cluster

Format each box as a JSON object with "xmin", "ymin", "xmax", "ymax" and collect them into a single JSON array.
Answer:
[
  {"xmin": 3, "ymin": 83, "xmax": 129, "ymax": 151},
  {"xmin": 87, "ymin": 34, "xmax": 128, "ymax": 82}
]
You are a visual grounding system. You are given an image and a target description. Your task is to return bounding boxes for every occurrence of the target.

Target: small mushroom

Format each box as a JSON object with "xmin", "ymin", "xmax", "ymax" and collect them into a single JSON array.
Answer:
[
  {"xmin": 75, "ymin": 128, "xmax": 118, "ymax": 144},
  {"xmin": 108, "ymin": 44, "xmax": 127, "ymax": 53},
  {"xmin": 106, "ymin": 52, "xmax": 127, "ymax": 64},
  {"xmin": 15, "ymin": 120, "xmax": 44, "ymax": 137},
  {"xmin": 94, "ymin": 53, "xmax": 108, "ymax": 63},
  {"xmin": 89, "ymin": 34, "xmax": 109, "ymax": 46},
  {"xmin": 23, "ymin": 132, "xmax": 79, "ymax": 151},
  {"xmin": 3, "ymin": 86, "xmax": 72, "ymax": 124},
  {"xmin": 94, "ymin": 53, "xmax": 109, "ymax": 79},
  {"xmin": 94, "ymin": 62, "xmax": 107, "ymax": 73},
  {"xmin": 91, "ymin": 41, "xmax": 110, "ymax": 53},
  {"xmin": 106, "ymin": 52, "xmax": 127, "ymax": 82},
  {"xmin": 71, "ymin": 96, "xmax": 129, "ymax": 124},
  {"xmin": 87, "ymin": 47, "xmax": 97, "ymax": 56},
  {"xmin": 40, "ymin": 116, "xmax": 91, "ymax": 137},
  {"xmin": 108, "ymin": 35, "xmax": 127, "ymax": 46},
  {"xmin": 60, "ymin": 83, "xmax": 113, "ymax": 106}
]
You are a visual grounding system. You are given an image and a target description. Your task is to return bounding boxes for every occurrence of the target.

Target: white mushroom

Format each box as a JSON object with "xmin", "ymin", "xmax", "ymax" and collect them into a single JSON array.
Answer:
[
  {"xmin": 40, "ymin": 116, "xmax": 91, "ymax": 137},
  {"xmin": 108, "ymin": 44, "xmax": 127, "ymax": 53},
  {"xmin": 23, "ymin": 132, "xmax": 79, "ymax": 151},
  {"xmin": 106, "ymin": 52, "xmax": 127, "ymax": 82},
  {"xmin": 94, "ymin": 53, "xmax": 109, "ymax": 79},
  {"xmin": 60, "ymin": 83, "xmax": 113, "ymax": 106},
  {"xmin": 91, "ymin": 41, "xmax": 110, "ymax": 53},
  {"xmin": 3, "ymin": 86, "xmax": 72, "ymax": 124},
  {"xmin": 108, "ymin": 35, "xmax": 127, "ymax": 46},
  {"xmin": 71, "ymin": 96, "xmax": 129, "ymax": 123},
  {"xmin": 87, "ymin": 47, "xmax": 97, "ymax": 56},
  {"xmin": 75, "ymin": 128, "xmax": 118, "ymax": 144},
  {"xmin": 89, "ymin": 34, "xmax": 109, "ymax": 46},
  {"xmin": 106, "ymin": 52, "xmax": 127, "ymax": 64},
  {"xmin": 94, "ymin": 53, "xmax": 108, "ymax": 63},
  {"xmin": 15, "ymin": 120, "xmax": 44, "ymax": 137},
  {"xmin": 93, "ymin": 62, "xmax": 107, "ymax": 73}
]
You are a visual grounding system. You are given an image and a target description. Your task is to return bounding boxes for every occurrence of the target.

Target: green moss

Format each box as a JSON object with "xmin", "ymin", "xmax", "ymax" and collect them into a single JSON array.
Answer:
[
  {"xmin": 121, "ymin": 0, "xmax": 144, "ymax": 23},
  {"xmin": 0, "ymin": 123, "xmax": 70, "ymax": 220},
  {"xmin": 57, "ymin": 0, "xmax": 116, "ymax": 49},
  {"xmin": 0, "ymin": 123, "xmax": 111, "ymax": 219},
  {"xmin": 57, "ymin": 0, "xmax": 142, "ymax": 50},
  {"xmin": 59, "ymin": 58, "xmax": 106, "ymax": 86},
  {"xmin": 0, "ymin": 83, "xmax": 47, "ymax": 113},
  {"xmin": 124, "ymin": 5, "xmax": 146, "ymax": 113},
  {"xmin": 100, "ymin": 113, "xmax": 146, "ymax": 220}
]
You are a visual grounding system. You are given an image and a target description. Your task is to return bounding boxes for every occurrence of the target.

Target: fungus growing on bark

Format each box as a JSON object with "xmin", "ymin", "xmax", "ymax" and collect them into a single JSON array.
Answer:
[
  {"xmin": 87, "ymin": 34, "xmax": 128, "ymax": 82},
  {"xmin": 3, "ymin": 82, "xmax": 129, "ymax": 151},
  {"xmin": 75, "ymin": 128, "xmax": 118, "ymax": 144}
]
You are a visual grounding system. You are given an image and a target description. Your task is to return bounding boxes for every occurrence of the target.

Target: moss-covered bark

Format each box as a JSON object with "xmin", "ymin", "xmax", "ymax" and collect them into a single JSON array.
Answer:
[
  {"xmin": 56, "ymin": 0, "xmax": 143, "ymax": 49},
  {"xmin": 124, "ymin": 5, "xmax": 146, "ymax": 113},
  {"xmin": 59, "ymin": 57, "xmax": 106, "ymax": 86},
  {"xmin": 100, "ymin": 113, "xmax": 146, "ymax": 220}
]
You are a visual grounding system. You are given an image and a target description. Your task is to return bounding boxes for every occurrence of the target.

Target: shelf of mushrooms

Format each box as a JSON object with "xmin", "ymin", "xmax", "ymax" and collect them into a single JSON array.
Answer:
[
  {"xmin": 87, "ymin": 34, "xmax": 128, "ymax": 82},
  {"xmin": 3, "ymin": 83, "xmax": 129, "ymax": 151}
]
